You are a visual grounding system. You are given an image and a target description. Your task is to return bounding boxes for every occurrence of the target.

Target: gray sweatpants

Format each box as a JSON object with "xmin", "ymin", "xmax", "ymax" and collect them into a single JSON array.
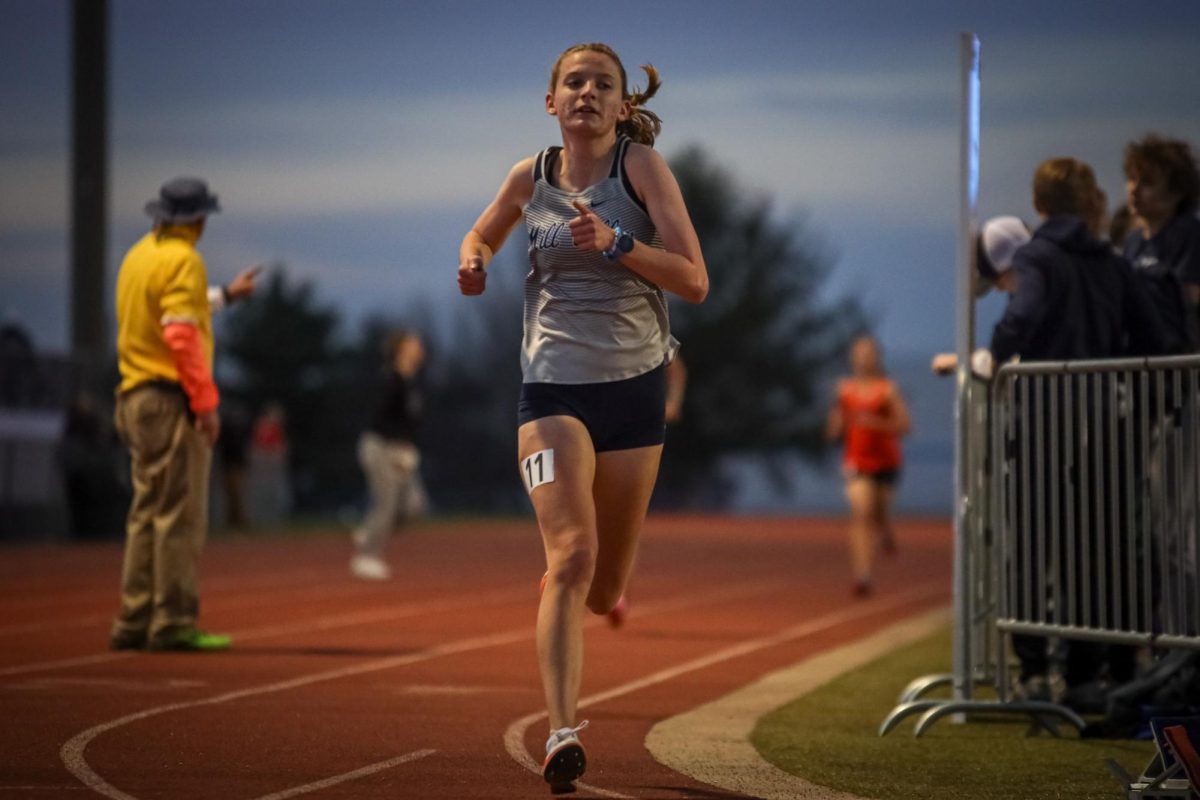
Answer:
[{"xmin": 355, "ymin": 432, "xmax": 422, "ymax": 557}]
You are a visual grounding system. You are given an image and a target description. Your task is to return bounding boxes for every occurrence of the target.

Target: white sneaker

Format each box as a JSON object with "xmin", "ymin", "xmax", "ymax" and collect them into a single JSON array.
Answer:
[
  {"xmin": 543, "ymin": 720, "xmax": 588, "ymax": 793},
  {"xmin": 350, "ymin": 554, "xmax": 391, "ymax": 581}
]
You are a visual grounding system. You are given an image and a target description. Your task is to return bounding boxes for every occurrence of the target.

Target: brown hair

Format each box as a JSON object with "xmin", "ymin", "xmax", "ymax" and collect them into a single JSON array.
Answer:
[
  {"xmin": 1123, "ymin": 133, "xmax": 1200, "ymax": 215},
  {"xmin": 1032, "ymin": 157, "xmax": 1100, "ymax": 218},
  {"xmin": 549, "ymin": 43, "xmax": 662, "ymax": 146}
]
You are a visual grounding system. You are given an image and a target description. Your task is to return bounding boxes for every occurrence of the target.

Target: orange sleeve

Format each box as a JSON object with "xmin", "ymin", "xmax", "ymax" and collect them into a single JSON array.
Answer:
[{"xmin": 162, "ymin": 322, "xmax": 219, "ymax": 414}]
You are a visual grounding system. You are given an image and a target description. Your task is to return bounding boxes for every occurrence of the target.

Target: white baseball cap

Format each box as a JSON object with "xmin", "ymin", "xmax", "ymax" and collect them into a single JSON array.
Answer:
[{"xmin": 979, "ymin": 215, "xmax": 1031, "ymax": 277}]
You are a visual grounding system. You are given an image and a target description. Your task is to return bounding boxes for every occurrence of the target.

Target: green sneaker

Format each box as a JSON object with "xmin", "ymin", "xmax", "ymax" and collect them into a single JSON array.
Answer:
[{"xmin": 148, "ymin": 628, "xmax": 232, "ymax": 652}]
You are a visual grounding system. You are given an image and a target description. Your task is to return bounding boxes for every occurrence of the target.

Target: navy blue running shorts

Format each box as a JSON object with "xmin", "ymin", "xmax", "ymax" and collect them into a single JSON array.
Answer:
[
  {"xmin": 518, "ymin": 363, "xmax": 666, "ymax": 452},
  {"xmin": 846, "ymin": 467, "xmax": 901, "ymax": 487}
]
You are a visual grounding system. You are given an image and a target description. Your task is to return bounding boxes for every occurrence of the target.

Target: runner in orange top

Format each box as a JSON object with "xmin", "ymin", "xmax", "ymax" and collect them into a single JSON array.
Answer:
[{"xmin": 826, "ymin": 335, "xmax": 911, "ymax": 597}]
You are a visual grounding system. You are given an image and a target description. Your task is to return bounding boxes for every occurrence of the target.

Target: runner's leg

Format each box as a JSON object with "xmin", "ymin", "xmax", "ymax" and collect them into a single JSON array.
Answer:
[{"xmin": 520, "ymin": 415, "xmax": 597, "ymax": 731}]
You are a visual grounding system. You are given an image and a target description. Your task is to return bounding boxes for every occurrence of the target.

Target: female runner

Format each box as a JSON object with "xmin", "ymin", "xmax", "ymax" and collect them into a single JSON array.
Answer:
[
  {"xmin": 457, "ymin": 42, "xmax": 707, "ymax": 793},
  {"xmin": 827, "ymin": 335, "xmax": 911, "ymax": 597}
]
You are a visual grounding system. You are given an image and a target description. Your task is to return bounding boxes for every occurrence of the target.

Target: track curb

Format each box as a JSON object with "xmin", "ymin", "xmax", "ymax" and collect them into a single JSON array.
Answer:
[{"xmin": 645, "ymin": 605, "xmax": 951, "ymax": 799}]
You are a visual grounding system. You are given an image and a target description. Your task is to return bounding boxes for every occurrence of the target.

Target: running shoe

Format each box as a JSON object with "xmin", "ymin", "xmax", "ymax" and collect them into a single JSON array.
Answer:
[
  {"xmin": 543, "ymin": 720, "xmax": 588, "ymax": 794},
  {"xmin": 350, "ymin": 554, "xmax": 392, "ymax": 581},
  {"xmin": 147, "ymin": 628, "xmax": 232, "ymax": 652}
]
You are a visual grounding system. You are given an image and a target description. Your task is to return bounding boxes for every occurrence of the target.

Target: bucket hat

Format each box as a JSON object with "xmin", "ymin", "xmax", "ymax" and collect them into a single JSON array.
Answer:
[{"xmin": 144, "ymin": 177, "xmax": 220, "ymax": 224}]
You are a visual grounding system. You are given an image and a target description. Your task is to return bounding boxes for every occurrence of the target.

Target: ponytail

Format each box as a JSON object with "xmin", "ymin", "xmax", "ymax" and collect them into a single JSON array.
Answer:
[{"xmin": 618, "ymin": 64, "xmax": 662, "ymax": 146}]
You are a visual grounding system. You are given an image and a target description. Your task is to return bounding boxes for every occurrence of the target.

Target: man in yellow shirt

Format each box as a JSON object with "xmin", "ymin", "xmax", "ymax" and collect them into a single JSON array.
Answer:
[{"xmin": 111, "ymin": 177, "xmax": 259, "ymax": 652}]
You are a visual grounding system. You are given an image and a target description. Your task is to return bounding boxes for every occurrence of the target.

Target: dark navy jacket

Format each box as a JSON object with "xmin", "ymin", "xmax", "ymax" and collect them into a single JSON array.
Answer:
[
  {"xmin": 990, "ymin": 216, "xmax": 1170, "ymax": 365},
  {"xmin": 1123, "ymin": 211, "xmax": 1200, "ymax": 352}
]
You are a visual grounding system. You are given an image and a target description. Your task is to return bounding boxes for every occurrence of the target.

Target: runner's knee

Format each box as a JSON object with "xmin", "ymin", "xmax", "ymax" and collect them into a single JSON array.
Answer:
[{"xmin": 546, "ymin": 537, "xmax": 596, "ymax": 591}]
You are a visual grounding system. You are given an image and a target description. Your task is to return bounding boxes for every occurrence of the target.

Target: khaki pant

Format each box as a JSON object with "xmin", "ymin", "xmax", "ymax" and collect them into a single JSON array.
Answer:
[
  {"xmin": 355, "ymin": 432, "xmax": 421, "ymax": 558},
  {"xmin": 111, "ymin": 383, "xmax": 211, "ymax": 643}
]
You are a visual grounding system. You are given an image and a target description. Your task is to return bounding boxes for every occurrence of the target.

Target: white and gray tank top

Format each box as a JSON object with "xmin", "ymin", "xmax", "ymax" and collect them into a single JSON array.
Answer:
[{"xmin": 520, "ymin": 137, "xmax": 678, "ymax": 384}]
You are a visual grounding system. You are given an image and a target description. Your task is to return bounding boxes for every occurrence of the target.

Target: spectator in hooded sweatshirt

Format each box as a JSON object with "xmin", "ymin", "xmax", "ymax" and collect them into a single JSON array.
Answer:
[
  {"xmin": 1122, "ymin": 133, "xmax": 1200, "ymax": 352},
  {"xmin": 992, "ymin": 157, "xmax": 1170, "ymax": 703}
]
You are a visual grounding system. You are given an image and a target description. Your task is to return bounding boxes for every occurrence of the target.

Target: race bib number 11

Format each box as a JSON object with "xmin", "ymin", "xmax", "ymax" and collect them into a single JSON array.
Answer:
[{"xmin": 522, "ymin": 448, "xmax": 555, "ymax": 493}]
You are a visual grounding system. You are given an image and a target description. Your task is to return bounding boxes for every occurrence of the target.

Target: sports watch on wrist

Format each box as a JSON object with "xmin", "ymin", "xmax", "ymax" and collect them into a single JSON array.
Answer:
[{"xmin": 603, "ymin": 225, "xmax": 635, "ymax": 261}]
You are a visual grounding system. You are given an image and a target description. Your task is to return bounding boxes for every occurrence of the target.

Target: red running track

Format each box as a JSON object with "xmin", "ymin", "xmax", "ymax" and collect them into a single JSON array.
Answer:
[{"xmin": 0, "ymin": 515, "xmax": 951, "ymax": 799}]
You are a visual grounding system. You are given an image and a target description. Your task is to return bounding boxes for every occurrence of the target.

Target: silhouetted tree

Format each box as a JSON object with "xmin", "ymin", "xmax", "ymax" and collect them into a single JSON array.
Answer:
[
  {"xmin": 659, "ymin": 146, "xmax": 866, "ymax": 506},
  {"xmin": 218, "ymin": 270, "xmax": 364, "ymax": 511},
  {"xmin": 417, "ymin": 260, "xmax": 528, "ymax": 512}
]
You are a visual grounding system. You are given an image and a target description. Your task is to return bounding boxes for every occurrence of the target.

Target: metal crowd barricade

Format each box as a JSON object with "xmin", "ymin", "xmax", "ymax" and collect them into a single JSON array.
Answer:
[
  {"xmin": 880, "ymin": 374, "xmax": 1002, "ymax": 735},
  {"xmin": 883, "ymin": 355, "xmax": 1200, "ymax": 741},
  {"xmin": 995, "ymin": 355, "xmax": 1200, "ymax": 652}
]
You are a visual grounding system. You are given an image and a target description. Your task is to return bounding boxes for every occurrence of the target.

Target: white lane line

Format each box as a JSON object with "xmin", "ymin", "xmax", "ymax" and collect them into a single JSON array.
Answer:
[
  {"xmin": 646, "ymin": 607, "xmax": 951, "ymax": 800},
  {"xmin": 0, "ymin": 573, "xmax": 414, "ymax": 638},
  {"xmin": 0, "ymin": 586, "xmax": 530, "ymax": 678},
  {"xmin": 249, "ymin": 749, "xmax": 437, "ymax": 800},
  {"xmin": 60, "ymin": 628, "xmax": 535, "ymax": 800},
  {"xmin": 0, "ymin": 568, "xmax": 329, "ymax": 613},
  {"xmin": 0, "ymin": 653, "xmax": 132, "ymax": 678},
  {"xmin": 58, "ymin": 580, "xmax": 778, "ymax": 800},
  {"xmin": 226, "ymin": 586, "xmax": 531, "ymax": 640},
  {"xmin": 3, "ymin": 676, "xmax": 207, "ymax": 693},
  {"xmin": 0, "ymin": 614, "xmax": 110, "ymax": 638},
  {"xmin": 503, "ymin": 584, "xmax": 945, "ymax": 799}
]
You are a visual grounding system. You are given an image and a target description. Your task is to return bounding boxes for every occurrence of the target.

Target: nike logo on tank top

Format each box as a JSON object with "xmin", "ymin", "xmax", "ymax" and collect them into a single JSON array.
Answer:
[{"xmin": 521, "ymin": 137, "xmax": 678, "ymax": 384}]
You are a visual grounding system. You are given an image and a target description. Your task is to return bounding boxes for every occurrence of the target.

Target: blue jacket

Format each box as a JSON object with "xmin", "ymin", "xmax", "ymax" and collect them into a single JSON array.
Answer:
[
  {"xmin": 990, "ymin": 216, "xmax": 1170, "ymax": 365},
  {"xmin": 1123, "ymin": 211, "xmax": 1200, "ymax": 352}
]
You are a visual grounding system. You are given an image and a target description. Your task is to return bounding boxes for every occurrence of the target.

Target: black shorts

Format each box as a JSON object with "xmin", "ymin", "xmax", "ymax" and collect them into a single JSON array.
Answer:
[
  {"xmin": 518, "ymin": 364, "xmax": 666, "ymax": 452},
  {"xmin": 847, "ymin": 467, "xmax": 901, "ymax": 487}
]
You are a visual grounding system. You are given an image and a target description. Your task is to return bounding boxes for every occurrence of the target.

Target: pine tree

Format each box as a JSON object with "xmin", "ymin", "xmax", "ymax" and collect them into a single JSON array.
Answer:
[{"xmin": 659, "ymin": 146, "xmax": 866, "ymax": 506}]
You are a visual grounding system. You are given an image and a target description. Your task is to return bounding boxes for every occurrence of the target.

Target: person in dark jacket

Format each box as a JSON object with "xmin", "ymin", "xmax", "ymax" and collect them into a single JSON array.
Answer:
[
  {"xmin": 994, "ymin": 157, "xmax": 1171, "ymax": 706},
  {"xmin": 1122, "ymin": 133, "xmax": 1200, "ymax": 353},
  {"xmin": 991, "ymin": 158, "xmax": 1169, "ymax": 365},
  {"xmin": 350, "ymin": 330, "xmax": 425, "ymax": 581}
]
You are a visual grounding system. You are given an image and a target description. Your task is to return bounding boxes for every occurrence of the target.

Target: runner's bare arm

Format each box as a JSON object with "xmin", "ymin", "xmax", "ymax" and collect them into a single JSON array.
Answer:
[
  {"xmin": 615, "ymin": 144, "xmax": 708, "ymax": 303},
  {"xmin": 459, "ymin": 158, "xmax": 535, "ymax": 295}
]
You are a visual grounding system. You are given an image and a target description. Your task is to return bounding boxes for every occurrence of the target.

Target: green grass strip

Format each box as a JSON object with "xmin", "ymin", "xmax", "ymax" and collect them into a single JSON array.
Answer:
[{"xmin": 751, "ymin": 626, "xmax": 1156, "ymax": 800}]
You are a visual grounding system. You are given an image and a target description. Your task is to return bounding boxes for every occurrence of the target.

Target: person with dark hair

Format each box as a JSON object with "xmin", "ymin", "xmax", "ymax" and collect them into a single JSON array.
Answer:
[
  {"xmin": 1108, "ymin": 204, "xmax": 1142, "ymax": 256},
  {"xmin": 991, "ymin": 158, "xmax": 1168, "ymax": 364},
  {"xmin": 350, "ymin": 330, "xmax": 425, "ymax": 581},
  {"xmin": 110, "ymin": 177, "xmax": 259, "ymax": 652},
  {"xmin": 1123, "ymin": 133, "xmax": 1200, "ymax": 352},
  {"xmin": 457, "ymin": 42, "xmax": 707, "ymax": 793}
]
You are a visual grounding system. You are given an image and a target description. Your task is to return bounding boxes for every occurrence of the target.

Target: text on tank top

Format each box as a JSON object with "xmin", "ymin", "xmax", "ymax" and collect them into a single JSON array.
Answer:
[{"xmin": 521, "ymin": 137, "xmax": 677, "ymax": 384}]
